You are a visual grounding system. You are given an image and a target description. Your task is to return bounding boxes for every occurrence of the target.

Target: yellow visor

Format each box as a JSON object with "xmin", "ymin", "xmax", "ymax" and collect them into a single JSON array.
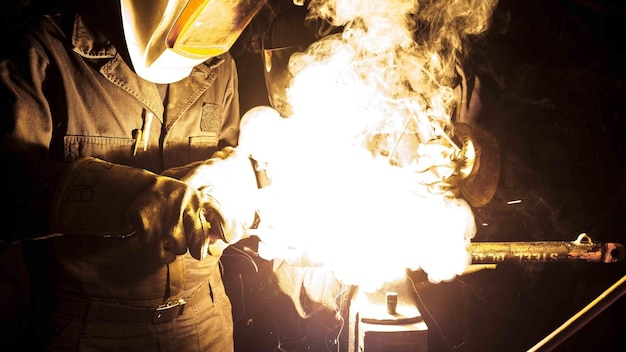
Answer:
[{"xmin": 167, "ymin": 0, "xmax": 266, "ymax": 58}]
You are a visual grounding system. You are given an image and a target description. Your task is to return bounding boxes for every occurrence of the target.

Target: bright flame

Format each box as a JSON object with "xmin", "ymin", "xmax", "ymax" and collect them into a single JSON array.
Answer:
[{"xmin": 240, "ymin": 0, "xmax": 498, "ymax": 291}]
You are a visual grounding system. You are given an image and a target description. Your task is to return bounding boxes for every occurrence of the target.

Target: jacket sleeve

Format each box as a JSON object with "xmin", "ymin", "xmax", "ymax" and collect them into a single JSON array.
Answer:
[{"xmin": 0, "ymin": 20, "xmax": 69, "ymax": 244}]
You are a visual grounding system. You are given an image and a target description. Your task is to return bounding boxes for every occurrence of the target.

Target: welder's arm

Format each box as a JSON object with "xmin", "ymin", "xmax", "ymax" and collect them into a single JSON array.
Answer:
[
  {"xmin": 48, "ymin": 157, "xmax": 219, "ymax": 263},
  {"xmin": 162, "ymin": 146, "xmax": 262, "ymax": 256}
]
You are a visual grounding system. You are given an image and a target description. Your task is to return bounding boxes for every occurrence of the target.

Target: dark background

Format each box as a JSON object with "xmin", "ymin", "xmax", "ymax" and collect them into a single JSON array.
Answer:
[{"xmin": 1, "ymin": 0, "xmax": 625, "ymax": 351}]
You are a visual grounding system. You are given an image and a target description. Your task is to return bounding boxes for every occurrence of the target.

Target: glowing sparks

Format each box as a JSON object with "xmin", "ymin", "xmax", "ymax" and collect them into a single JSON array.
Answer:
[{"xmin": 241, "ymin": 0, "xmax": 498, "ymax": 291}]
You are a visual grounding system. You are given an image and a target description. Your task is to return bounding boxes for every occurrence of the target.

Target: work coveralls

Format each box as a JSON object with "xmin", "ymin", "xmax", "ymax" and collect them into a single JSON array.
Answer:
[{"xmin": 0, "ymin": 10, "xmax": 240, "ymax": 352}]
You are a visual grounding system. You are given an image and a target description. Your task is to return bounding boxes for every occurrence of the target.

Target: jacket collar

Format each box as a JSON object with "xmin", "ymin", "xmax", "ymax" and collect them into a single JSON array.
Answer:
[{"xmin": 71, "ymin": 14, "xmax": 118, "ymax": 59}]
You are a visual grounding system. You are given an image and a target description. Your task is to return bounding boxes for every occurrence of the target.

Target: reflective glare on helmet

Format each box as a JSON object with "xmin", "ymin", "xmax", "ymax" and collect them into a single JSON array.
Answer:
[{"xmin": 167, "ymin": 0, "xmax": 267, "ymax": 58}]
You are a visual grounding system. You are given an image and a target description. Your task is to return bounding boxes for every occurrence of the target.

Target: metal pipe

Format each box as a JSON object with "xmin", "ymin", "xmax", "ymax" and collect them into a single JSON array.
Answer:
[
  {"xmin": 527, "ymin": 274, "xmax": 626, "ymax": 352},
  {"xmin": 469, "ymin": 233, "xmax": 625, "ymax": 264}
]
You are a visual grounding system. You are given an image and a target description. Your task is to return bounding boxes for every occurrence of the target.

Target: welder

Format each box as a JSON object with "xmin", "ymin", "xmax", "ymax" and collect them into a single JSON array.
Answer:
[{"xmin": 0, "ymin": 0, "xmax": 266, "ymax": 350}]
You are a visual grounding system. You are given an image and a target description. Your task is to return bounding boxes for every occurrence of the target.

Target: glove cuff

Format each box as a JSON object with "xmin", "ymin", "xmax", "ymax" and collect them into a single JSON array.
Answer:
[{"xmin": 49, "ymin": 157, "xmax": 154, "ymax": 236}]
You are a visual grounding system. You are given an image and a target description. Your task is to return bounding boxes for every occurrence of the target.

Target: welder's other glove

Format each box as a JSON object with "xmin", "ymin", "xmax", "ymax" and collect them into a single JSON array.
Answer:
[
  {"xmin": 453, "ymin": 122, "xmax": 500, "ymax": 207},
  {"xmin": 162, "ymin": 146, "xmax": 260, "ymax": 256},
  {"xmin": 49, "ymin": 157, "xmax": 216, "ymax": 263}
]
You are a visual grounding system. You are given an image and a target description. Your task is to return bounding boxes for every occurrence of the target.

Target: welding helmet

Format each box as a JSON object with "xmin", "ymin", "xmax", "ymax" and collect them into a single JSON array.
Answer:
[
  {"xmin": 262, "ymin": 5, "xmax": 339, "ymax": 116},
  {"xmin": 120, "ymin": 0, "xmax": 266, "ymax": 83}
]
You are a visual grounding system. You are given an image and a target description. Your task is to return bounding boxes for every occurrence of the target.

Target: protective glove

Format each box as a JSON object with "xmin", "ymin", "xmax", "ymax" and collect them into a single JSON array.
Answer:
[
  {"xmin": 162, "ymin": 146, "xmax": 260, "ymax": 256},
  {"xmin": 49, "ymin": 157, "xmax": 219, "ymax": 263}
]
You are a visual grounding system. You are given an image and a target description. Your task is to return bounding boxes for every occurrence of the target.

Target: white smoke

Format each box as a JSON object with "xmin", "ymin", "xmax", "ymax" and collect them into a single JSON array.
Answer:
[{"xmin": 243, "ymin": 0, "xmax": 498, "ymax": 289}]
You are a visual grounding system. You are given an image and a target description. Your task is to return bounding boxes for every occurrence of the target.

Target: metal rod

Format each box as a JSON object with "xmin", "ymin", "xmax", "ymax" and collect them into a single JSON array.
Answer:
[
  {"xmin": 527, "ymin": 274, "xmax": 626, "ymax": 352},
  {"xmin": 469, "ymin": 234, "xmax": 625, "ymax": 264}
]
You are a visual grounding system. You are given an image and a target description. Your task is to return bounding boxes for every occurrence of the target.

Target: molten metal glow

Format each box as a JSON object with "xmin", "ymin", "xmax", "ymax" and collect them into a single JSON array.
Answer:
[{"xmin": 240, "ymin": 0, "xmax": 497, "ymax": 291}]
